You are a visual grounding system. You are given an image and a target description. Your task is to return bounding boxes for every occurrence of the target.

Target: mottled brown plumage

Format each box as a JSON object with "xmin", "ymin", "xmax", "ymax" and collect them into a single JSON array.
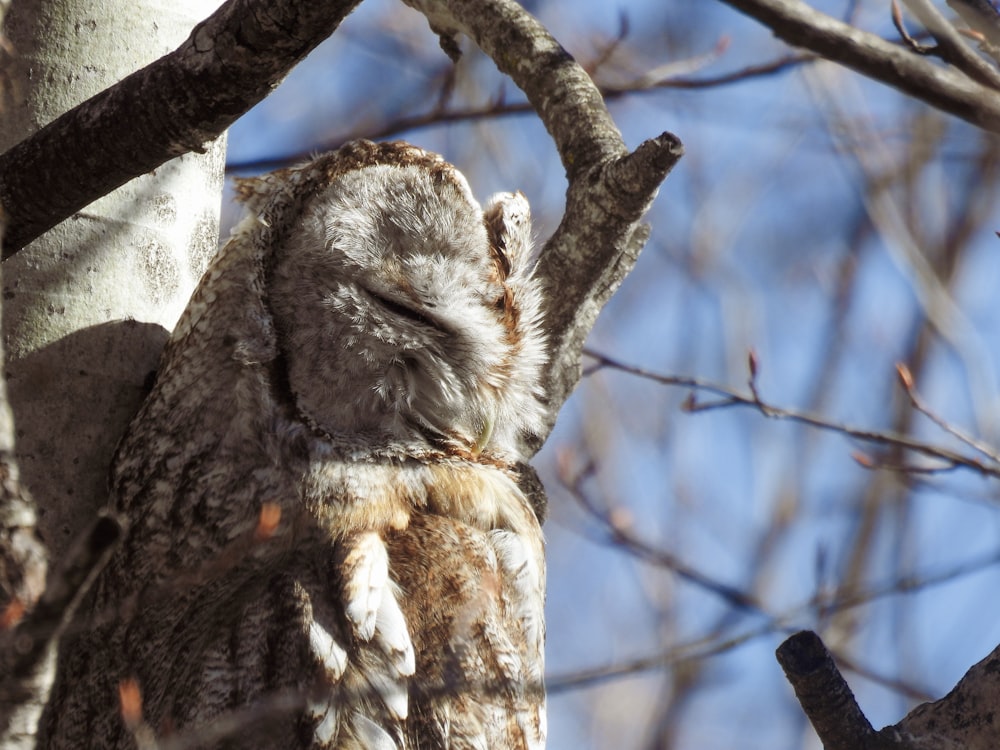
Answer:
[{"xmin": 39, "ymin": 141, "xmax": 547, "ymax": 749}]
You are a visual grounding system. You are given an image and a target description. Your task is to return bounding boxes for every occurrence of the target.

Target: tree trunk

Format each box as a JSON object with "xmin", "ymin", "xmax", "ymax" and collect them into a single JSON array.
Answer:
[{"xmin": 0, "ymin": 0, "xmax": 226, "ymax": 555}]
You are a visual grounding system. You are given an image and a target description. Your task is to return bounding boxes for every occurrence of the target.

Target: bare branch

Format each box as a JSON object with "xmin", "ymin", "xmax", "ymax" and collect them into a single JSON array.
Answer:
[
  {"xmin": 719, "ymin": 0, "xmax": 1000, "ymax": 132},
  {"xmin": 0, "ymin": 0, "xmax": 364, "ymax": 257},
  {"xmin": 775, "ymin": 631, "xmax": 879, "ymax": 750},
  {"xmin": 779, "ymin": 629, "xmax": 1000, "ymax": 750},
  {"xmin": 891, "ymin": 642, "xmax": 1000, "ymax": 748},
  {"xmin": 586, "ymin": 349, "xmax": 1000, "ymax": 480},
  {"xmin": 892, "ymin": 0, "xmax": 938, "ymax": 55},
  {"xmin": 557, "ymin": 458, "xmax": 763, "ymax": 613},
  {"xmin": 411, "ymin": 0, "xmax": 683, "ymax": 444},
  {"xmin": 895, "ymin": 362, "xmax": 1000, "ymax": 464},
  {"xmin": 227, "ymin": 52, "xmax": 803, "ymax": 175},
  {"xmin": 900, "ymin": 0, "xmax": 1000, "ymax": 88}
]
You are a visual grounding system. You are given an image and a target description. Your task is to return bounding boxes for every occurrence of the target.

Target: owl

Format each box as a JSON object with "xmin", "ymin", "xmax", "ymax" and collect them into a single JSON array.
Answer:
[{"xmin": 39, "ymin": 140, "xmax": 548, "ymax": 749}]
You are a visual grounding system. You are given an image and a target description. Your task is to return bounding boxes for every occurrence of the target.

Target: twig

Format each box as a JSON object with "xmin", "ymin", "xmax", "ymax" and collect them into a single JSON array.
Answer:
[
  {"xmin": 581, "ymin": 11, "xmax": 630, "ymax": 77},
  {"xmin": 557, "ymin": 459, "xmax": 763, "ymax": 613},
  {"xmin": 547, "ymin": 625, "xmax": 774, "ymax": 695},
  {"xmin": 227, "ymin": 51, "xmax": 806, "ymax": 175},
  {"xmin": 900, "ymin": 0, "xmax": 1000, "ymax": 88},
  {"xmin": 832, "ymin": 650, "xmax": 934, "ymax": 703},
  {"xmin": 719, "ymin": 0, "xmax": 1000, "ymax": 132},
  {"xmin": 892, "ymin": 0, "xmax": 938, "ymax": 54},
  {"xmin": 584, "ymin": 348, "xmax": 1000, "ymax": 480},
  {"xmin": 895, "ymin": 362, "xmax": 1000, "ymax": 463}
]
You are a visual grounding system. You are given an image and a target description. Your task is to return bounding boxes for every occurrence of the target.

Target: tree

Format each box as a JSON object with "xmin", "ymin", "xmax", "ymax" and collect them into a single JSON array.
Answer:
[{"xmin": 4, "ymin": 0, "xmax": 1000, "ymax": 748}]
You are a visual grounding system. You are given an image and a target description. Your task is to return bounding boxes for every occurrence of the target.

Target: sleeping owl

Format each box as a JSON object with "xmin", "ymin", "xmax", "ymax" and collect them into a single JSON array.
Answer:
[{"xmin": 39, "ymin": 140, "xmax": 548, "ymax": 749}]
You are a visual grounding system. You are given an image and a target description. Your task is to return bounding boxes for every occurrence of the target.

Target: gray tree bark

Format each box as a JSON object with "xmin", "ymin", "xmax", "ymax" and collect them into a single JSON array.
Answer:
[
  {"xmin": 0, "ymin": 1, "xmax": 224, "ymax": 745},
  {"xmin": 0, "ymin": 0, "xmax": 228, "ymax": 555}
]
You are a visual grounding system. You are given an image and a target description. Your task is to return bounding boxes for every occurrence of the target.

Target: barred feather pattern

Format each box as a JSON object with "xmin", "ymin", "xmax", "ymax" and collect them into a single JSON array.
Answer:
[{"xmin": 38, "ymin": 141, "xmax": 547, "ymax": 750}]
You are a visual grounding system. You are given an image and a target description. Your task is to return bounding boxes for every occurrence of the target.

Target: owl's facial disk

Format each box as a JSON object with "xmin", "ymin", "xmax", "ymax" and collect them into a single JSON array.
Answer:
[{"xmin": 268, "ymin": 162, "xmax": 541, "ymax": 459}]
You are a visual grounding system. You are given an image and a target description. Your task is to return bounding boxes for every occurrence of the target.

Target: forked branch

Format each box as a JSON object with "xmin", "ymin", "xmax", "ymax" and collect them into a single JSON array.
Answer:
[
  {"xmin": 415, "ymin": 0, "xmax": 683, "ymax": 440},
  {"xmin": 719, "ymin": 0, "xmax": 1000, "ymax": 131}
]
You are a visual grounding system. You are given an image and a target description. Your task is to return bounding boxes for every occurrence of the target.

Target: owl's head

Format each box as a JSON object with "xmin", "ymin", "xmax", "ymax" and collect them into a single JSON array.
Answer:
[{"xmin": 263, "ymin": 142, "xmax": 547, "ymax": 462}]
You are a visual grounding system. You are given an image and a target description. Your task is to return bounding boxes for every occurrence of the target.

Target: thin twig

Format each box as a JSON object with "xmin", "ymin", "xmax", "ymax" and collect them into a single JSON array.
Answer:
[
  {"xmin": 584, "ymin": 348, "xmax": 1000, "ymax": 480},
  {"xmin": 892, "ymin": 0, "xmax": 938, "ymax": 54},
  {"xmin": 227, "ymin": 53, "xmax": 816, "ymax": 174},
  {"xmin": 895, "ymin": 362, "xmax": 1000, "ymax": 464}
]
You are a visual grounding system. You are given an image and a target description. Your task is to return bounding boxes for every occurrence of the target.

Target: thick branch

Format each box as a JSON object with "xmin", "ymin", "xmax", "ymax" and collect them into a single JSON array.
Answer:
[
  {"xmin": 0, "ymin": 0, "xmax": 363, "ymax": 257},
  {"xmin": 776, "ymin": 631, "xmax": 879, "ymax": 750},
  {"xmin": 424, "ymin": 0, "xmax": 683, "ymax": 438},
  {"xmin": 778, "ymin": 630, "xmax": 1000, "ymax": 750},
  {"xmin": 891, "ymin": 642, "xmax": 1000, "ymax": 748},
  {"xmin": 720, "ymin": 0, "xmax": 1000, "ymax": 132}
]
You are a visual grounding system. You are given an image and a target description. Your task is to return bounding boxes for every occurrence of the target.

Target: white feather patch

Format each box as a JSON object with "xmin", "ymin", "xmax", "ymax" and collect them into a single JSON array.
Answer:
[
  {"xmin": 308, "ymin": 619, "xmax": 348, "ymax": 681},
  {"xmin": 490, "ymin": 529, "xmax": 545, "ymax": 659},
  {"xmin": 362, "ymin": 662, "xmax": 409, "ymax": 721},
  {"xmin": 342, "ymin": 531, "xmax": 389, "ymax": 641},
  {"xmin": 374, "ymin": 582, "xmax": 416, "ymax": 677},
  {"xmin": 308, "ymin": 698, "xmax": 339, "ymax": 745},
  {"xmin": 351, "ymin": 712, "xmax": 398, "ymax": 750}
]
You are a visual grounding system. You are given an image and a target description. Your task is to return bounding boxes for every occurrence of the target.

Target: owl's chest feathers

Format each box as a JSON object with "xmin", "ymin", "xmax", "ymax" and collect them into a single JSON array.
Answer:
[{"xmin": 300, "ymin": 451, "xmax": 540, "ymax": 542}]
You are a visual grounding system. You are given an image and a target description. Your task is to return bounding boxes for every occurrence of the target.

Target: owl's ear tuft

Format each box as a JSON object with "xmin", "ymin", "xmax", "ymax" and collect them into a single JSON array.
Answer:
[{"xmin": 483, "ymin": 191, "xmax": 533, "ymax": 280}]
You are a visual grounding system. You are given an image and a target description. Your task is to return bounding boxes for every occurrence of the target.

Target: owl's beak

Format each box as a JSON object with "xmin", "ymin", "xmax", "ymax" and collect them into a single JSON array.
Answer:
[{"xmin": 471, "ymin": 410, "xmax": 495, "ymax": 457}]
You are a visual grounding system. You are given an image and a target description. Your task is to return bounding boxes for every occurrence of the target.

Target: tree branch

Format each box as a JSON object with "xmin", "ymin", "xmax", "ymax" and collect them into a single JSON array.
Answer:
[
  {"xmin": 0, "ymin": 0, "xmax": 363, "ymax": 257},
  {"xmin": 719, "ymin": 0, "xmax": 1000, "ymax": 132},
  {"xmin": 899, "ymin": 0, "xmax": 1000, "ymax": 88},
  {"xmin": 778, "ymin": 629, "xmax": 1000, "ymax": 750},
  {"xmin": 890, "ymin": 642, "xmax": 1000, "ymax": 748},
  {"xmin": 586, "ymin": 349, "xmax": 1000, "ymax": 480},
  {"xmin": 776, "ymin": 631, "xmax": 879, "ymax": 750},
  {"xmin": 413, "ymin": 0, "xmax": 683, "ymax": 442}
]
